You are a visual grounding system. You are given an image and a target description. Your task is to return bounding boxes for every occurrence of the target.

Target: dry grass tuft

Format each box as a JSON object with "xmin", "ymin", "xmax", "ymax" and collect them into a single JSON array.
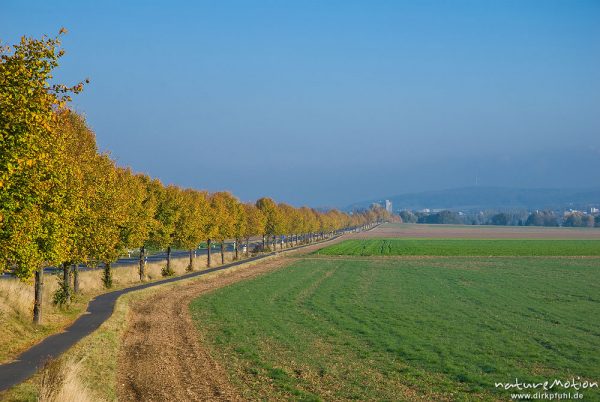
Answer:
[
  {"xmin": 38, "ymin": 357, "xmax": 99, "ymax": 402},
  {"xmin": 0, "ymin": 279, "xmax": 33, "ymax": 319},
  {"xmin": 0, "ymin": 273, "xmax": 64, "ymax": 318}
]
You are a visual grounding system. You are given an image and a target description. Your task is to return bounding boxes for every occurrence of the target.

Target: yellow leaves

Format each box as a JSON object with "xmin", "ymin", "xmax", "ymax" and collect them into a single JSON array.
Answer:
[
  {"xmin": 243, "ymin": 203, "xmax": 266, "ymax": 239},
  {"xmin": 0, "ymin": 28, "xmax": 86, "ymax": 276},
  {"xmin": 12, "ymin": 158, "xmax": 35, "ymax": 168},
  {"xmin": 0, "ymin": 31, "xmax": 372, "ymax": 279},
  {"xmin": 209, "ymin": 192, "xmax": 240, "ymax": 241}
]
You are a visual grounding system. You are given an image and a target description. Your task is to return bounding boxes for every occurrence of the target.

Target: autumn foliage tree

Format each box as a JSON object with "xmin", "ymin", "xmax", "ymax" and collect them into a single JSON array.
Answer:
[
  {"xmin": 210, "ymin": 192, "xmax": 240, "ymax": 264},
  {"xmin": 54, "ymin": 110, "xmax": 98, "ymax": 302},
  {"xmin": 150, "ymin": 185, "xmax": 183, "ymax": 276},
  {"xmin": 131, "ymin": 174, "xmax": 159, "ymax": 281},
  {"xmin": 0, "ymin": 31, "xmax": 86, "ymax": 323},
  {"xmin": 232, "ymin": 203, "xmax": 247, "ymax": 260},
  {"xmin": 173, "ymin": 189, "xmax": 209, "ymax": 271},
  {"xmin": 242, "ymin": 203, "xmax": 265, "ymax": 256},
  {"xmin": 256, "ymin": 197, "xmax": 282, "ymax": 251},
  {"xmin": 91, "ymin": 155, "xmax": 128, "ymax": 288}
]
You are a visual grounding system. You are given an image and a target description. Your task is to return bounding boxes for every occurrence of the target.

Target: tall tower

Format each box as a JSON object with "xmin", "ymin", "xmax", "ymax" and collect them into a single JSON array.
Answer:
[{"xmin": 385, "ymin": 199, "xmax": 392, "ymax": 214}]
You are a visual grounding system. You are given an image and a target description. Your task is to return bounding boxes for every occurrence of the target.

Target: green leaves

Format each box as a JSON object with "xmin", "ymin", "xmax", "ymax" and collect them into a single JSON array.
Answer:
[{"xmin": 0, "ymin": 32, "xmax": 80, "ymax": 278}]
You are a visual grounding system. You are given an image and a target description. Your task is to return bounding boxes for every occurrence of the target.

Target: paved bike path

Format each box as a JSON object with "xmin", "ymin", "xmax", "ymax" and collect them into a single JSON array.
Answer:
[{"xmin": 0, "ymin": 250, "xmax": 285, "ymax": 391}]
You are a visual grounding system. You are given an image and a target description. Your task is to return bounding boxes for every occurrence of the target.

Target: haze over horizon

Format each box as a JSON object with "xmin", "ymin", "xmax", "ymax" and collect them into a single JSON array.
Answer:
[{"xmin": 2, "ymin": 1, "xmax": 599, "ymax": 207}]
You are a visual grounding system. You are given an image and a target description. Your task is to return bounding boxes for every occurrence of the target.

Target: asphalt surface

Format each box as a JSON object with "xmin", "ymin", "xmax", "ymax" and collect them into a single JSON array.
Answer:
[
  {"xmin": 0, "ymin": 242, "xmax": 252, "ymax": 279},
  {"xmin": 0, "ymin": 235, "xmax": 346, "ymax": 392}
]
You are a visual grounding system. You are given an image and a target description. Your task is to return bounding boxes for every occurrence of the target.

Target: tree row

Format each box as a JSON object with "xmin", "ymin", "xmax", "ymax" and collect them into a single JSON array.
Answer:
[{"xmin": 0, "ymin": 32, "xmax": 388, "ymax": 323}]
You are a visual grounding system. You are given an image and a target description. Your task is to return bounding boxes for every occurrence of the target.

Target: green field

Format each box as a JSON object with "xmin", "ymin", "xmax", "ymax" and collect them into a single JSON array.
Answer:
[
  {"xmin": 316, "ymin": 238, "xmax": 600, "ymax": 256},
  {"xmin": 190, "ymin": 252, "xmax": 600, "ymax": 400}
]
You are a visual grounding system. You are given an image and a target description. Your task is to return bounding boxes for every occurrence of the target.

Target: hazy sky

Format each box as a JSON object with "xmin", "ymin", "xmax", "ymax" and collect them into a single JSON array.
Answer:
[{"xmin": 2, "ymin": 1, "xmax": 599, "ymax": 207}]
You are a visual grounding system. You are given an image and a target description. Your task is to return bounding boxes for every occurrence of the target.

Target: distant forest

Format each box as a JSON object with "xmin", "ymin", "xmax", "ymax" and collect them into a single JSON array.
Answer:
[{"xmin": 398, "ymin": 209, "xmax": 600, "ymax": 228}]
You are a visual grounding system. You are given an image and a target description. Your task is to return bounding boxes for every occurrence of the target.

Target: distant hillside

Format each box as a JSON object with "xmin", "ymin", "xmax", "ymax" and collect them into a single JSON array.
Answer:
[{"xmin": 347, "ymin": 187, "xmax": 600, "ymax": 212}]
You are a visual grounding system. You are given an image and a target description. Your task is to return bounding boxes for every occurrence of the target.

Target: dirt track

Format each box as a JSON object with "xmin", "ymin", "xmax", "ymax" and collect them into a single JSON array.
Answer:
[{"xmin": 117, "ymin": 239, "xmax": 343, "ymax": 402}]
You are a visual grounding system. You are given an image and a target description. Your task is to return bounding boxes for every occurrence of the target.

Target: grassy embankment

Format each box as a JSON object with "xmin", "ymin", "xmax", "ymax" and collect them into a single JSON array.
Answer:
[
  {"xmin": 190, "ymin": 240, "xmax": 600, "ymax": 401},
  {"xmin": 0, "ymin": 250, "xmax": 235, "ymax": 365}
]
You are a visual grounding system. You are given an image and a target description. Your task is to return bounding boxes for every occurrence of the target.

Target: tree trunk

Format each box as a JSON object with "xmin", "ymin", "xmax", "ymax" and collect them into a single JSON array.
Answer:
[
  {"xmin": 103, "ymin": 262, "xmax": 113, "ymax": 288},
  {"xmin": 262, "ymin": 235, "xmax": 265, "ymax": 251},
  {"xmin": 246, "ymin": 236, "xmax": 250, "ymax": 256},
  {"xmin": 220, "ymin": 242, "xmax": 225, "ymax": 264},
  {"xmin": 167, "ymin": 246, "xmax": 171, "ymax": 273},
  {"xmin": 72, "ymin": 264, "xmax": 79, "ymax": 294},
  {"xmin": 235, "ymin": 239, "xmax": 239, "ymax": 260},
  {"xmin": 207, "ymin": 239, "xmax": 212, "ymax": 267},
  {"xmin": 188, "ymin": 249, "xmax": 194, "ymax": 271},
  {"xmin": 62, "ymin": 263, "xmax": 71, "ymax": 304},
  {"xmin": 139, "ymin": 246, "xmax": 145, "ymax": 281},
  {"xmin": 33, "ymin": 266, "xmax": 43, "ymax": 324}
]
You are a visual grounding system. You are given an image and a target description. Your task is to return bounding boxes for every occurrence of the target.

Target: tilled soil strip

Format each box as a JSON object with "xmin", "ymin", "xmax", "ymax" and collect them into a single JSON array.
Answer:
[{"xmin": 117, "ymin": 239, "xmax": 344, "ymax": 402}]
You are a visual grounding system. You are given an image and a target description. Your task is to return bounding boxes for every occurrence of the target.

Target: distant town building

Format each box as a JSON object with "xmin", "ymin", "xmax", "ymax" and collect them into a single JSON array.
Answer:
[
  {"xmin": 385, "ymin": 200, "xmax": 393, "ymax": 214},
  {"xmin": 591, "ymin": 207, "xmax": 599, "ymax": 214}
]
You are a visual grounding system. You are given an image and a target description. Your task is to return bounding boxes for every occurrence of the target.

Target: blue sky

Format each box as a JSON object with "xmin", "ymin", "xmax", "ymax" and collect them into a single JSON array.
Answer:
[{"xmin": 2, "ymin": 1, "xmax": 599, "ymax": 207}]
